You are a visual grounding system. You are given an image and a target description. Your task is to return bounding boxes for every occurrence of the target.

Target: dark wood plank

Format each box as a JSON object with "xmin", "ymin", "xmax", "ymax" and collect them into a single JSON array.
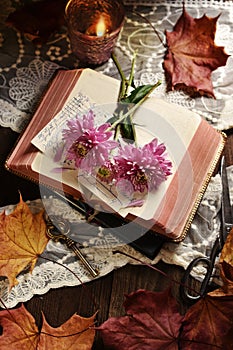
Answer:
[{"xmin": 109, "ymin": 262, "xmax": 187, "ymax": 317}]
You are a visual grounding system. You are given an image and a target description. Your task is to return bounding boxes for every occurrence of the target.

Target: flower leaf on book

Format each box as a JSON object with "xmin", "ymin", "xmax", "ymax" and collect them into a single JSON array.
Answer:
[{"xmin": 110, "ymin": 53, "xmax": 161, "ymax": 143}]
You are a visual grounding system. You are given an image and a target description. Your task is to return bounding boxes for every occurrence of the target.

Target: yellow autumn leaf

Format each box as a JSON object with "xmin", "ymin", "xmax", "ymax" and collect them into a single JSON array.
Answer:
[
  {"xmin": 209, "ymin": 228, "xmax": 233, "ymax": 296},
  {"xmin": 0, "ymin": 304, "xmax": 96, "ymax": 350},
  {"xmin": 220, "ymin": 227, "xmax": 233, "ymax": 268},
  {"xmin": 39, "ymin": 312, "xmax": 96, "ymax": 350},
  {"xmin": 0, "ymin": 195, "xmax": 49, "ymax": 288}
]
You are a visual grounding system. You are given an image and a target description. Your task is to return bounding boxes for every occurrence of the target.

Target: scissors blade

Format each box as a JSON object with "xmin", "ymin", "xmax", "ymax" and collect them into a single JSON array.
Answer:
[{"xmin": 220, "ymin": 156, "xmax": 233, "ymax": 245}]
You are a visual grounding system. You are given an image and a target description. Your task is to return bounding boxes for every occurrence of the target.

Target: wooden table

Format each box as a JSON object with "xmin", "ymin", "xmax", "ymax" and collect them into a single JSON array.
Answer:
[{"xmin": 1, "ymin": 126, "xmax": 232, "ymax": 349}]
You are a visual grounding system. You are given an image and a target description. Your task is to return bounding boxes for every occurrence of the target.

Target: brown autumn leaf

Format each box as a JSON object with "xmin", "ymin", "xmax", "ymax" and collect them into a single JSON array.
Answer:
[
  {"xmin": 163, "ymin": 7, "xmax": 229, "ymax": 97},
  {"xmin": 98, "ymin": 288, "xmax": 184, "ymax": 349},
  {"xmin": 0, "ymin": 304, "xmax": 96, "ymax": 350},
  {"xmin": 6, "ymin": 0, "xmax": 66, "ymax": 44},
  {"xmin": 0, "ymin": 195, "xmax": 49, "ymax": 288},
  {"xmin": 209, "ymin": 227, "xmax": 233, "ymax": 296},
  {"xmin": 219, "ymin": 227, "xmax": 233, "ymax": 268},
  {"xmin": 180, "ymin": 294, "xmax": 233, "ymax": 349}
]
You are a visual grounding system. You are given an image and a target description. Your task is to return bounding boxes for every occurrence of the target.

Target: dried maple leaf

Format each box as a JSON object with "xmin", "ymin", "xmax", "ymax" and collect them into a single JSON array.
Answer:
[
  {"xmin": 180, "ymin": 294, "xmax": 233, "ymax": 349},
  {"xmin": 217, "ymin": 260, "xmax": 233, "ymax": 295},
  {"xmin": 6, "ymin": 0, "xmax": 66, "ymax": 44},
  {"xmin": 163, "ymin": 7, "xmax": 229, "ymax": 97},
  {"xmin": 0, "ymin": 304, "xmax": 96, "ymax": 350},
  {"xmin": 39, "ymin": 311, "xmax": 96, "ymax": 350},
  {"xmin": 0, "ymin": 304, "xmax": 39, "ymax": 349},
  {"xmin": 209, "ymin": 228, "xmax": 233, "ymax": 296},
  {"xmin": 98, "ymin": 288, "xmax": 184, "ymax": 349},
  {"xmin": 220, "ymin": 227, "xmax": 233, "ymax": 268},
  {"xmin": 0, "ymin": 196, "xmax": 49, "ymax": 288}
]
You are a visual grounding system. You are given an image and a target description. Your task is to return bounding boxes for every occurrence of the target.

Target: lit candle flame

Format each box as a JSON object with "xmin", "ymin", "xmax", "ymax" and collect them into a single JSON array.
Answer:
[{"xmin": 96, "ymin": 16, "xmax": 106, "ymax": 37}]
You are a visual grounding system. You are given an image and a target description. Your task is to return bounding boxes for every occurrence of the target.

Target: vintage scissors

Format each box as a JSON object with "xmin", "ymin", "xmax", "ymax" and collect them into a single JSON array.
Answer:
[
  {"xmin": 46, "ymin": 214, "xmax": 99, "ymax": 278},
  {"xmin": 180, "ymin": 156, "xmax": 233, "ymax": 303}
]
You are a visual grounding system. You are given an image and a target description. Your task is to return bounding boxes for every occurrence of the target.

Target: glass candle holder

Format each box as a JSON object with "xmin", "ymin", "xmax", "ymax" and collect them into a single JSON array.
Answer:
[{"xmin": 65, "ymin": 0, "xmax": 125, "ymax": 65}]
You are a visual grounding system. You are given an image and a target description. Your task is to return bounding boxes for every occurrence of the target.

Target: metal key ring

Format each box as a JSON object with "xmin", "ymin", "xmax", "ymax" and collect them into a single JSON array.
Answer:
[
  {"xmin": 47, "ymin": 215, "xmax": 70, "ymax": 235},
  {"xmin": 46, "ymin": 215, "xmax": 71, "ymax": 240}
]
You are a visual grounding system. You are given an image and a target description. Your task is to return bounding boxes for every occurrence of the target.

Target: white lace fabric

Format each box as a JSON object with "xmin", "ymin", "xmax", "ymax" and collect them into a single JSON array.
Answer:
[
  {"xmin": 1, "ymin": 167, "xmax": 232, "ymax": 309},
  {"xmin": 0, "ymin": 0, "xmax": 233, "ymax": 131}
]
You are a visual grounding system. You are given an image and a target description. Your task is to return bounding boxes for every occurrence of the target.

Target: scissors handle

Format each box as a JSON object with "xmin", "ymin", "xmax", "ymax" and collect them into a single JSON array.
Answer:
[
  {"xmin": 180, "ymin": 256, "xmax": 213, "ymax": 303},
  {"xmin": 180, "ymin": 236, "xmax": 221, "ymax": 303}
]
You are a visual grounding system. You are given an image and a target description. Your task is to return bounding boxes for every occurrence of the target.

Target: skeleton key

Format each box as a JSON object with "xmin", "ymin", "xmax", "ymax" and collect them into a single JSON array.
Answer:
[{"xmin": 46, "ymin": 215, "xmax": 99, "ymax": 278}]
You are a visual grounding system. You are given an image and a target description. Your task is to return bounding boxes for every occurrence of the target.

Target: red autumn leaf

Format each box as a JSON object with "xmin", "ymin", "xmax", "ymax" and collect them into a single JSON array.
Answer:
[
  {"xmin": 98, "ymin": 288, "xmax": 184, "ymax": 349},
  {"xmin": 163, "ymin": 7, "xmax": 229, "ymax": 97},
  {"xmin": 0, "ymin": 304, "xmax": 39, "ymax": 349},
  {"xmin": 180, "ymin": 294, "xmax": 233, "ymax": 349},
  {"xmin": 6, "ymin": 0, "xmax": 66, "ymax": 44},
  {"xmin": 0, "ymin": 304, "xmax": 96, "ymax": 350},
  {"xmin": 0, "ymin": 196, "xmax": 49, "ymax": 288}
]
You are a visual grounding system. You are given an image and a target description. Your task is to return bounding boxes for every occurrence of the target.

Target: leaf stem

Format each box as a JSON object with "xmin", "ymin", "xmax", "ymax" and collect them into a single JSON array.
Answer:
[
  {"xmin": 133, "ymin": 11, "xmax": 166, "ymax": 48},
  {"xmin": 113, "ymin": 249, "xmax": 203, "ymax": 296},
  {"xmin": 40, "ymin": 322, "xmax": 96, "ymax": 338}
]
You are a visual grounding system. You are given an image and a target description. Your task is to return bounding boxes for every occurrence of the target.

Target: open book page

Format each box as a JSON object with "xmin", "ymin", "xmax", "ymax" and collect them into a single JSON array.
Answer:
[
  {"xmin": 31, "ymin": 73, "xmax": 201, "ymax": 221},
  {"xmin": 32, "ymin": 68, "xmax": 121, "ymax": 153}
]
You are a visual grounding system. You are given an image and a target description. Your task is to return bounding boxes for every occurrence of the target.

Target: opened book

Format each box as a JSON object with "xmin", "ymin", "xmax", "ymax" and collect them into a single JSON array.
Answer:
[{"xmin": 5, "ymin": 68, "xmax": 226, "ymax": 243}]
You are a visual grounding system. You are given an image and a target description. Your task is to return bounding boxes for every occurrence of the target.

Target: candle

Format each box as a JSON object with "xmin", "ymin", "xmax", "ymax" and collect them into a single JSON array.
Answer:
[
  {"xmin": 96, "ymin": 16, "xmax": 107, "ymax": 37},
  {"xmin": 85, "ymin": 15, "xmax": 111, "ymax": 37},
  {"xmin": 65, "ymin": 0, "xmax": 125, "ymax": 66}
]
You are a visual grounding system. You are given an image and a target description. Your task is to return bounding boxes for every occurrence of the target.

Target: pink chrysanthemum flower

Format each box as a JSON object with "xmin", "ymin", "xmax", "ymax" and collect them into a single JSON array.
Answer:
[
  {"xmin": 59, "ymin": 110, "xmax": 118, "ymax": 171},
  {"xmin": 114, "ymin": 138, "xmax": 172, "ymax": 194}
]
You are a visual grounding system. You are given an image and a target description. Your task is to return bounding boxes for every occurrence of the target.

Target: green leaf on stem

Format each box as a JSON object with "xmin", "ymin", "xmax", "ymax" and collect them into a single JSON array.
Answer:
[
  {"xmin": 111, "ymin": 52, "xmax": 161, "ymax": 142},
  {"xmin": 122, "ymin": 84, "xmax": 155, "ymax": 104},
  {"xmin": 118, "ymin": 84, "xmax": 156, "ymax": 142}
]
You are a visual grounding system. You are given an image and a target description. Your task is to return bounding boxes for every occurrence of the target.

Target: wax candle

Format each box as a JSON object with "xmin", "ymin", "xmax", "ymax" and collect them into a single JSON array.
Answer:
[{"xmin": 65, "ymin": 0, "xmax": 125, "ymax": 65}]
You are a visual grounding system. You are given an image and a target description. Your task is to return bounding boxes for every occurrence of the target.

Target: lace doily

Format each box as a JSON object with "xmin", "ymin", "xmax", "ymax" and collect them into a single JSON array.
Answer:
[
  {"xmin": 1, "ymin": 167, "xmax": 232, "ymax": 309},
  {"xmin": 0, "ymin": 1, "xmax": 233, "ymax": 132}
]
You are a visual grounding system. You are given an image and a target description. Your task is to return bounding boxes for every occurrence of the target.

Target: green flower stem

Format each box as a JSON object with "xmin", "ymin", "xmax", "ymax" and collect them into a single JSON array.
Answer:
[
  {"xmin": 125, "ymin": 51, "xmax": 137, "ymax": 97},
  {"xmin": 129, "ymin": 113, "xmax": 138, "ymax": 147},
  {"xmin": 112, "ymin": 52, "xmax": 137, "ymax": 100},
  {"xmin": 107, "ymin": 80, "xmax": 161, "ymax": 132},
  {"xmin": 111, "ymin": 53, "xmax": 127, "ymax": 100},
  {"xmin": 114, "ymin": 123, "xmax": 121, "ymax": 141}
]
